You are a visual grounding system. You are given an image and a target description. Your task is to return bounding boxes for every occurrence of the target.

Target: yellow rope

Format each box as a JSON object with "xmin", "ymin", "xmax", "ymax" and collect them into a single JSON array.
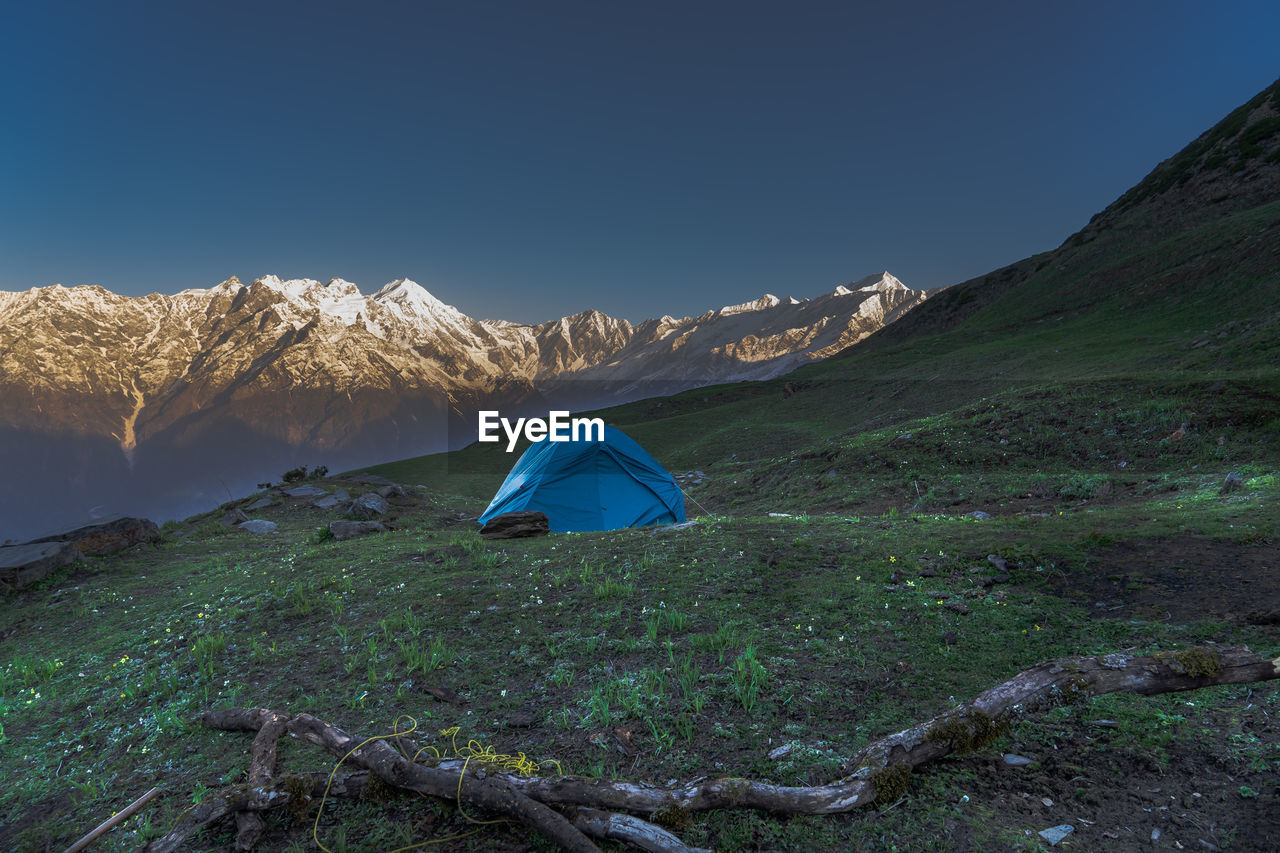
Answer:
[{"xmin": 312, "ymin": 717, "xmax": 564, "ymax": 851}]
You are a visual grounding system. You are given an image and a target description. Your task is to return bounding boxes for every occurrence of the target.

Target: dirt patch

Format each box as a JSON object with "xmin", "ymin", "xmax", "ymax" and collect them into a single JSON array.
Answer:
[
  {"xmin": 1061, "ymin": 536, "xmax": 1280, "ymax": 625},
  {"xmin": 0, "ymin": 789, "xmax": 73, "ymax": 850},
  {"xmin": 948, "ymin": 698, "xmax": 1280, "ymax": 851}
]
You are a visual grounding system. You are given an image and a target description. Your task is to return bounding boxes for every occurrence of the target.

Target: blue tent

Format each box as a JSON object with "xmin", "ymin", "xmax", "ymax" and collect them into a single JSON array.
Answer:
[{"xmin": 478, "ymin": 426, "xmax": 686, "ymax": 533}]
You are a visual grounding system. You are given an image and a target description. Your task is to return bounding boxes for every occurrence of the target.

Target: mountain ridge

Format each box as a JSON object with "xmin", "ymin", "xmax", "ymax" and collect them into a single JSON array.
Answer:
[{"xmin": 0, "ymin": 271, "xmax": 931, "ymax": 539}]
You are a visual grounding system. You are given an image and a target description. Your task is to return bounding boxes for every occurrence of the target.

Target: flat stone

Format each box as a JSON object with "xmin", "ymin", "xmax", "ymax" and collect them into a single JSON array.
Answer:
[
  {"xmin": 966, "ymin": 511, "xmax": 993, "ymax": 520},
  {"xmin": 1038, "ymin": 825, "xmax": 1073, "ymax": 846},
  {"xmin": 246, "ymin": 497, "xmax": 274, "ymax": 511},
  {"xmin": 27, "ymin": 517, "xmax": 161, "ymax": 555},
  {"xmin": 344, "ymin": 492, "xmax": 389, "ymax": 518},
  {"xmin": 283, "ymin": 484, "xmax": 326, "ymax": 498},
  {"xmin": 313, "ymin": 495, "xmax": 343, "ymax": 509},
  {"xmin": 328, "ymin": 520, "xmax": 387, "ymax": 541},
  {"xmin": 375, "ymin": 484, "xmax": 406, "ymax": 498},
  {"xmin": 237, "ymin": 520, "xmax": 278, "ymax": 534},
  {"xmin": 1003, "ymin": 754, "xmax": 1033, "ymax": 766},
  {"xmin": 768, "ymin": 743, "xmax": 794, "ymax": 760},
  {"xmin": 0, "ymin": 541, "xmax": 81, "ymax": 589}
]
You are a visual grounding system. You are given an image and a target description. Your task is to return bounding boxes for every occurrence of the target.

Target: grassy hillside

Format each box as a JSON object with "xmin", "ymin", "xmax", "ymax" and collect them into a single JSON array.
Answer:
[{"xmin": 3, "ymin": 83, "xmax": 1279, "ymax": 851}]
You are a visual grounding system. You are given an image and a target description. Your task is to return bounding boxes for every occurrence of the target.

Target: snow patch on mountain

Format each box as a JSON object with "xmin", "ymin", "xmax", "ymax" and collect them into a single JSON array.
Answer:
[{"xmin": 0, "ymin": 271, "xmax": 931, "ymax": 460}]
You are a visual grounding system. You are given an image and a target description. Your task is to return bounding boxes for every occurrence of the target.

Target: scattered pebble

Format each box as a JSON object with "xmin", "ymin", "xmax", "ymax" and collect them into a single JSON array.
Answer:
[
  {"xmin": 768, "ymin": 743, "xmax": 794, "ymax": 760},
  {"xmin": 1003, "ymin": 754, "xmax": 1032, "ymax": 766}
]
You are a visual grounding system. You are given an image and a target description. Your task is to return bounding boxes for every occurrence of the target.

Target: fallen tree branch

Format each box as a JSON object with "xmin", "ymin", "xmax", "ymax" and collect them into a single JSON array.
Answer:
[
  {"xmin": 164, "ymin": 645, "xmax": 1277, "ymax": 851},
  {"xmin": 572, "ymin": 808, "xmax": 713, "ymax": 853},
  {"xmin": 143, "ymin": 773, "xmax": 367, "ymax": 853},
  {"xmin": 64, "ymin": 786, "xmax": 162, "ymax": 853},
  {"xmin": 234, "ymin": 710, "xmax": 290, "ymax": 851}
]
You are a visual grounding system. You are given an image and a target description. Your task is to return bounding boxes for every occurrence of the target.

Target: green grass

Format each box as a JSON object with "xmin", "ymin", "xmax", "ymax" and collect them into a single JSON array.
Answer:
[{"xmin": 3, "ymin": 457, "xmax": 1276, "ymax": 849}]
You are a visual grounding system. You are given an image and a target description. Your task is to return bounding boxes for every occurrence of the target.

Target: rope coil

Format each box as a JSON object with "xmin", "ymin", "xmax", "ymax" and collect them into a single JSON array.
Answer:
[{"xmin": 312, "ymin": 715, "xmax": 564, "ymax": 852}]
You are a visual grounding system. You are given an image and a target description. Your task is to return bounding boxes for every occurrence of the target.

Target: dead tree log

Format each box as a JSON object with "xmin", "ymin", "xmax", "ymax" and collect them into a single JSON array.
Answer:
[
  {"xmin": 571, "ymin": 808, "xmax": 713, "ymax": 853},
  {"xmin": 233, "ymin": 709, "xmax": 290, "ymax": 851},
  {"xmin": 161, "ymin": 645, "xmax": 1277, "ymax": 852},
  {"xmin": 143, "ymin": 772, "xmax": 367, "ymax": 853}
]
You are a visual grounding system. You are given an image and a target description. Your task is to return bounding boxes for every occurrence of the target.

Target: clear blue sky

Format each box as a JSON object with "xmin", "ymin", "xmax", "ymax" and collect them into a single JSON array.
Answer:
[{"xmin": 2, "ymin": 1, "xmax": 1277, "ymax": 323}]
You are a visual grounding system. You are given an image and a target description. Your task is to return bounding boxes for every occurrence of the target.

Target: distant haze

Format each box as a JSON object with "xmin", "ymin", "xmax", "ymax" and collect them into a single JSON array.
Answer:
[{"xmin": 2, "ymin": 2, "xmax": 1278, "ymax": 322}]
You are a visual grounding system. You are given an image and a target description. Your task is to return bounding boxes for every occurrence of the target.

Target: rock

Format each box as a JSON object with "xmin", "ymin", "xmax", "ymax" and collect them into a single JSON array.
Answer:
[
  {"xmin": 312, "ymin": 495, "xmax": 343, "ymax": 509},
  {"xmin": 987, "ymin": 554, "xmax": 1008, "ymax": 571},
  {"xmin": 479, "ymin": 511, "xmax": 550, "ymax": 540},
  {"xmin": 328, "ymin": 520, "xmax": 387, "ymax": 541},
  {"xmin": 768, "ymin": 743, "xmax": 794, "ymax": 760},
  {"xmin": 334, "ymin": 489, "xmax": 350, "ymax": 501},
  {"xmin": 344, "ymin": 493, "xmax": 389, "ymax": 518},
  {"xmin": 944, "ymin": 601, "xmax": 970, "ymax": 615},
  {"xmin": 375, "ymin": 484, "xmax": 406, "ymax": 498},
  {"xmin": 966, "ymin": 511, "xmax": 992, "ymax": 520},
  {"xmin": 1152, "ymin": 828, "xmax": 1162, "ymax": 841},
  {"xmin": 1220, "ymin": 472, "xmax": 1244, "ymax": 494},
  {"xmin": 0, "ymin": 541, "xmax": 81, "ymax": 589},
  {"xmin": 221, "ymin": 508, "xmax": 250, "ymax": 526},
  {"xmin": 27, "ymin": 517, "xmax": 161, "ymax": 555},
  {"xmin": 246, "ymin": 497, "xmax": 274, "ymax": 510},
  {"xmin": 889, "ymin": 432, "xmax": 914, "ymax": 444},
  {"xmin": 1038, "ymin": 825, "xmax": 1073, "ymax": 846},
  {"xmin": 1003, "ymin": 754, "xmax": 1033, "ymax": 766},
  {"xmin": 237, "ymin": 520, "xmax": 277, "ymax": 534},
  {"xmin": 283, "ymin": 484, "xmax": 326, "ymax": 498}
]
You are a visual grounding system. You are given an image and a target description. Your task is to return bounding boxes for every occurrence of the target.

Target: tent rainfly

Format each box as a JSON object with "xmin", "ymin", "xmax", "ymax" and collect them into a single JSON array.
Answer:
[{"xmin": 478, "ymin": 426, "xmax": 686, "ymax": 533}]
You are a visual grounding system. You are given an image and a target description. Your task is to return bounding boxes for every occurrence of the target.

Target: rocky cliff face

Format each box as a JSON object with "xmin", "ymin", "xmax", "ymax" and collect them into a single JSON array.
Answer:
[{"xmin": 0, "ymin": 271, "xmax": 930, "ymax": 538}]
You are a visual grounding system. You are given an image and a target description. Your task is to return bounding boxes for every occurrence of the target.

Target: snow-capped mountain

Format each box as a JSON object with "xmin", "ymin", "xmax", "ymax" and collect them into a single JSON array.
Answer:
[{"xmin": 0, "ymin": 272, "xmax": 929, "ymax": 539}]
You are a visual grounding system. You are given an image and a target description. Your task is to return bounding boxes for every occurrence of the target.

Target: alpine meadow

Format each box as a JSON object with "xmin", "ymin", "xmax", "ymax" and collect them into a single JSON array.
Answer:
[{"xmin": 2, "ymin": 45, "xmax": 1280, "ymax": 853}]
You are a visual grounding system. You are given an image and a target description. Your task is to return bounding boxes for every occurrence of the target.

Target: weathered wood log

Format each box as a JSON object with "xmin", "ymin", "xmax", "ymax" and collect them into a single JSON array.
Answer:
[
  {"xmin": 233, "ymin": 710, "xmax": 291, "ymax": 851},
  {"xmin": 572, "ymin": 808, "xmax": 713, "ymax": 853},
  {"xmin": 479, "ymin": 511, "xmax": 550, "ymax": 539},
  {"xmin": 172, "ymin": 645, "xmax": 1278, "ymax": 852},
  {"xmin": 142, "ymin": 773, "xmax": 367, "ymax": 853},
  {"xmin": 283, "ymin": 712, "xmax": 599, "ymax": 852}
]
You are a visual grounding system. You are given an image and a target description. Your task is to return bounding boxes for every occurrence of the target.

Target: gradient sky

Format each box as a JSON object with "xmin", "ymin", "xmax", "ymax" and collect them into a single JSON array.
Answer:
[{"xmin": 2, "ymin": 1, "xmax": 1277, "ymax": 323}]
